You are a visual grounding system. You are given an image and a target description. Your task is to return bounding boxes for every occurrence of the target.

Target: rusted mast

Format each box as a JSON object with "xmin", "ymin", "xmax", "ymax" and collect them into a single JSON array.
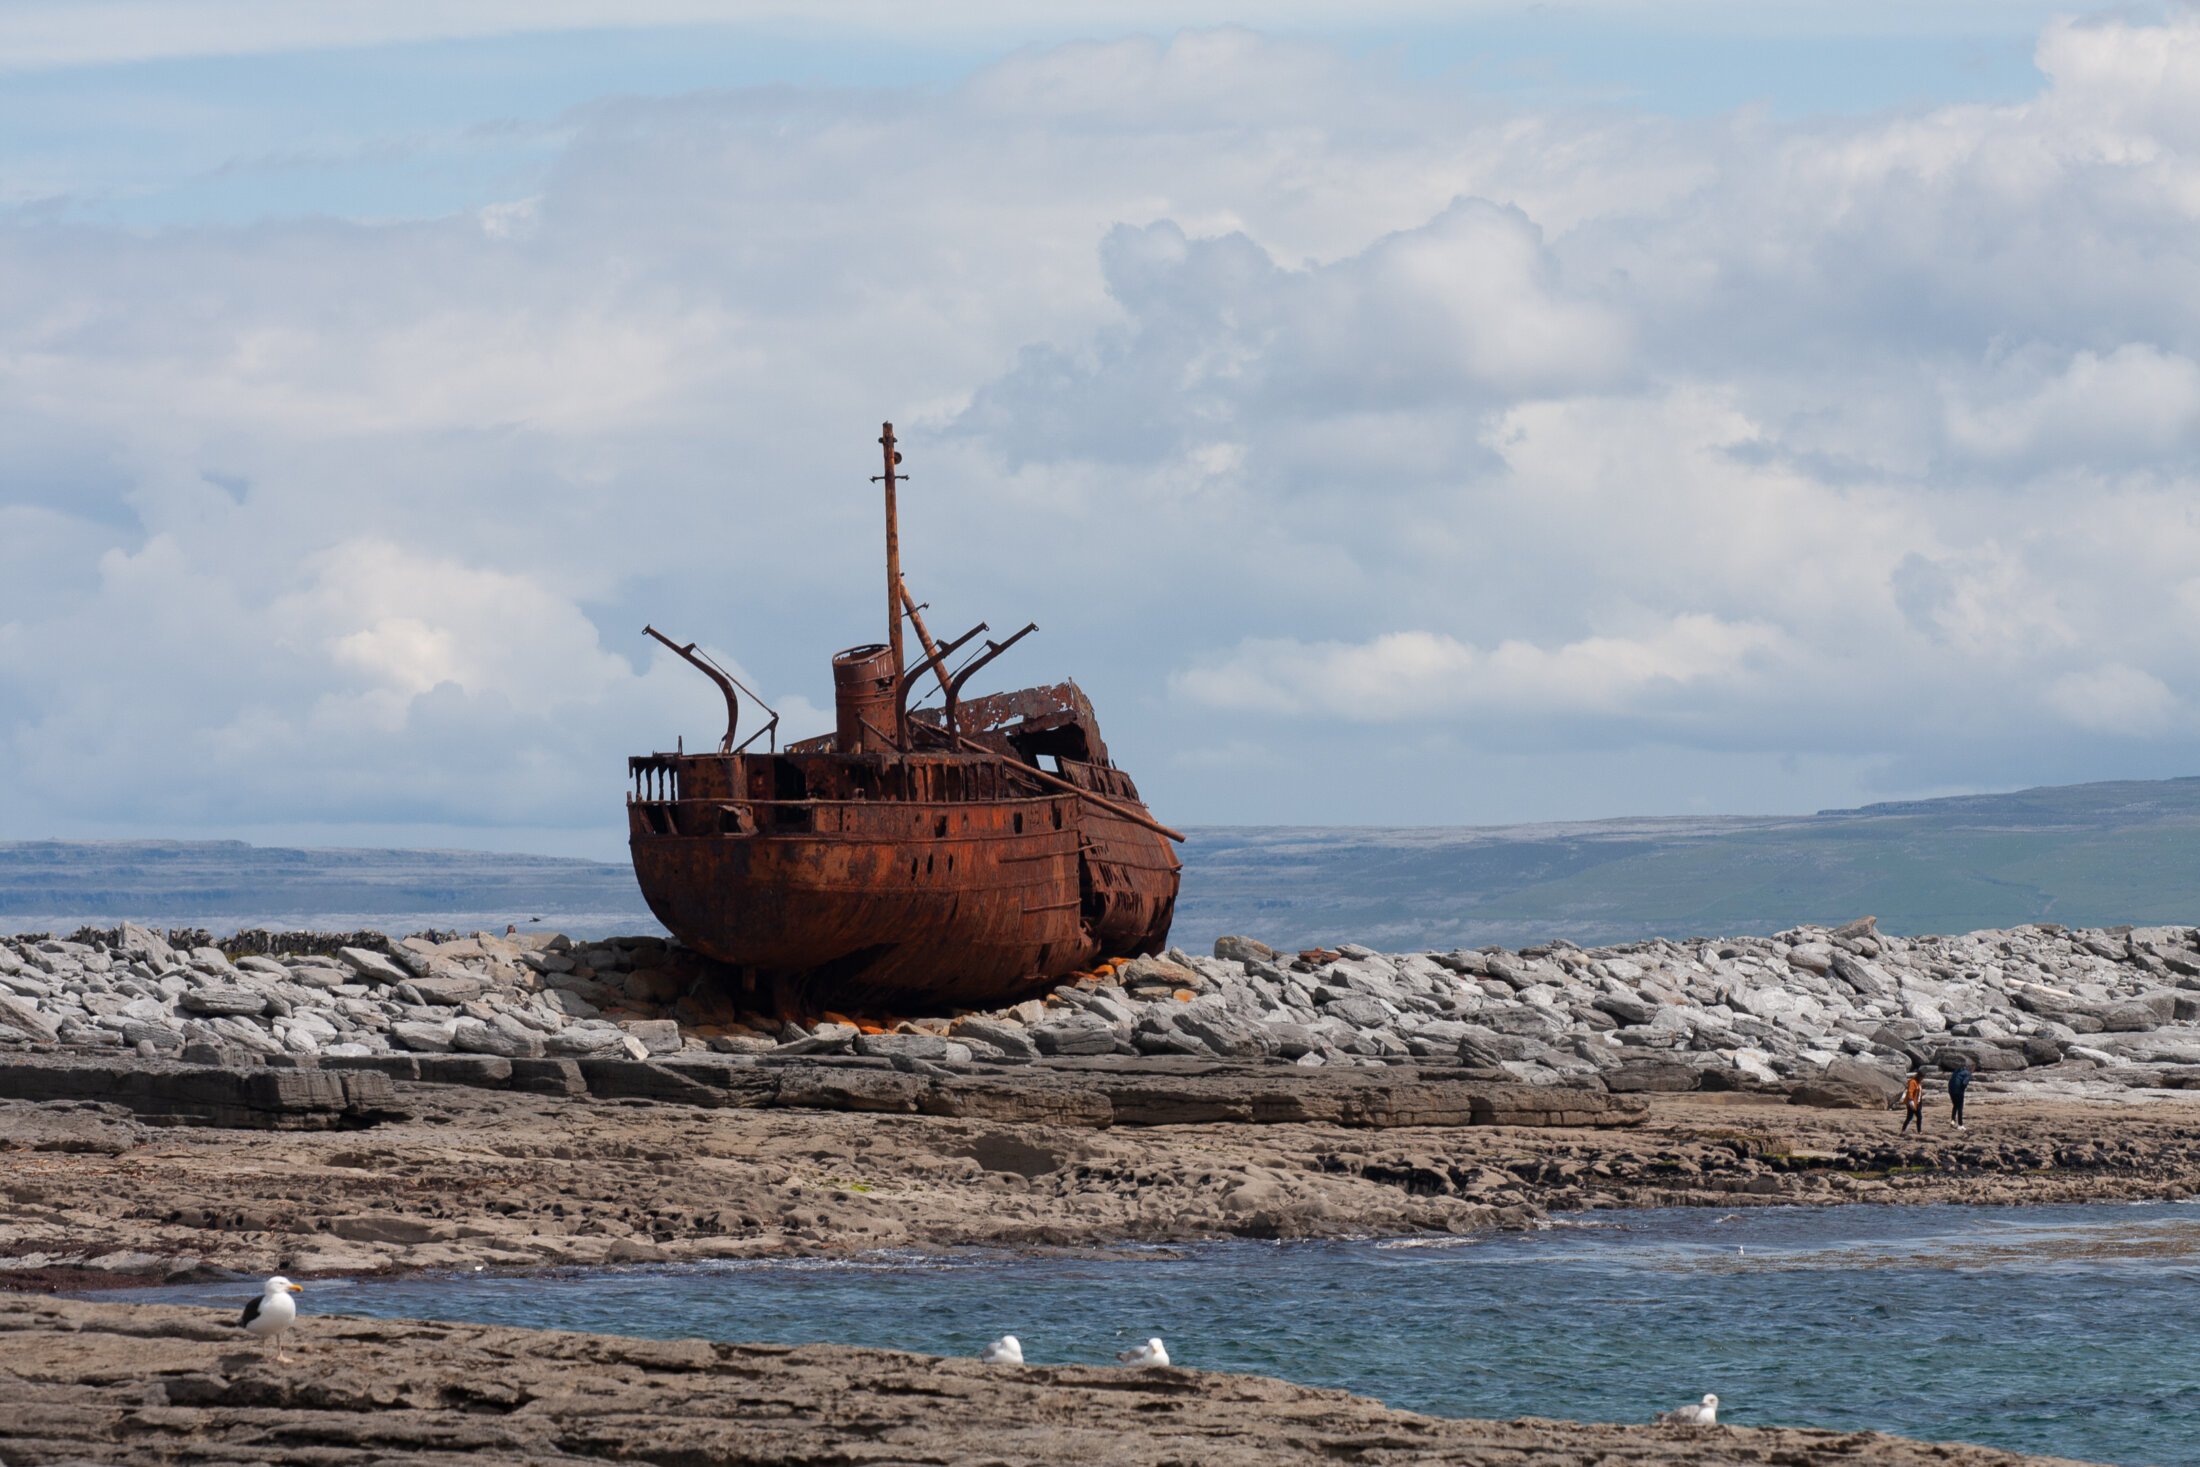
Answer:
[{"xmin": 878, "ymin": 424, "xmax": 904, "ymax": 698}]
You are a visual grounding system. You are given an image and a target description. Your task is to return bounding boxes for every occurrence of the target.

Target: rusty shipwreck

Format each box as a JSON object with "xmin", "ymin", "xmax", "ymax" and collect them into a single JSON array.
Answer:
[{"xmin": 626, "ymin": 423, "xmax": 1183, "ymax": 1014}]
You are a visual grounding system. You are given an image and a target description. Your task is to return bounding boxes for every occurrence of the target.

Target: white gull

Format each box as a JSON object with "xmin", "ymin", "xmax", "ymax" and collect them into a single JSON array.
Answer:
[
  {"xmin": 1656, "ymin": 1392, "xmax": 1718, "ymax": 1425},
  {"xmin": 1117, "ymin": 1337, "xmax": 1170, "ymax": 1367}
]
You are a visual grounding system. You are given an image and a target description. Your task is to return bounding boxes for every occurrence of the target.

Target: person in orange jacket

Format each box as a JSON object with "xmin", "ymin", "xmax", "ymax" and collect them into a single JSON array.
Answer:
[{"xmin": 1900, "ymin": 1066, "xmax": 1925, "ymax": 1133}]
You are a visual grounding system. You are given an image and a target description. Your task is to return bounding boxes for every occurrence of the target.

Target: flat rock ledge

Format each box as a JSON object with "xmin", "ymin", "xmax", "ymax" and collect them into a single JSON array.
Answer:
[
  {"xmin": 0, "ymin": 1052, "xmax": 1643, "ymax": 1132},
  {"xmin": 0, "ymin": 1295, "xmax": 2096, "ymax": 1467}
]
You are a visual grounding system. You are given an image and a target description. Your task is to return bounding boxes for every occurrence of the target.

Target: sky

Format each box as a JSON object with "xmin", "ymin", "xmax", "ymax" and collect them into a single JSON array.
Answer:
[{"xmin": 3, "ymin": 0, "xmax": 2198, "ymax": 860}]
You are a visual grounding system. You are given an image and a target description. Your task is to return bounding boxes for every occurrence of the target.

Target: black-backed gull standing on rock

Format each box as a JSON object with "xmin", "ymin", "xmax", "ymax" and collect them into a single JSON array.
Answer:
[{"xmin": 238, "ymin": 1276, "xmax": 303, "ymax": 1361}]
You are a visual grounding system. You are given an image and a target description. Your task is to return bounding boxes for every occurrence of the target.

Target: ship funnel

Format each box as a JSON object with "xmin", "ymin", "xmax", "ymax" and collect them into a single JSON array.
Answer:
[{"xmin": 833, "ymin": 643, "xmax": 897, "ymax": 753}]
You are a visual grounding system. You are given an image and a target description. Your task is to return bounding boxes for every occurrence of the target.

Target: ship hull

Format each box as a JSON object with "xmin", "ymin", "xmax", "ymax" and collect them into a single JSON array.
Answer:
[{"xmin": 628, "ymin": 787, "xmax": 1178, "ymax": 1012}]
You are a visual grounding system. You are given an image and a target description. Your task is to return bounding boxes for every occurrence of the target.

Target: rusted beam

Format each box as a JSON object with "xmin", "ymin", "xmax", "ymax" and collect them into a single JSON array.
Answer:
[{"xmin": 642, "ymin": 625, "xmax": 739, "ymax": 753}]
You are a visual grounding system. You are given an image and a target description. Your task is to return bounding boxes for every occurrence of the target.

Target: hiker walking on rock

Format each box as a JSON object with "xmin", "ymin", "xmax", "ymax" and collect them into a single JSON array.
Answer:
[
  {"xmin": 1949, "ymin": 1060, "xmax": 1971, "ymax": 1130},
  {"xmin": 1901, "ymin": 1067, "xmax": 1925, "ymax": 1133}
]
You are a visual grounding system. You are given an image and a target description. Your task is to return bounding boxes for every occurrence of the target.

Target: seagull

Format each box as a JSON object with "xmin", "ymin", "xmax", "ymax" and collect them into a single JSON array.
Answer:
[
  {"xmin": 1117, "ymin": 1337, "xmax": 1170, "ymax": 1367},
  {"xmin": 1656, "ymin": 1392, "xmax": 1719, "ymax": 1425},
  {"xmin": 238, "ymin": 1276, "xmax": 303, "ymax": 1361},
  {"xmin": 978, "ymin": 1334, "xmax": 1024, "ymax": 1365}
]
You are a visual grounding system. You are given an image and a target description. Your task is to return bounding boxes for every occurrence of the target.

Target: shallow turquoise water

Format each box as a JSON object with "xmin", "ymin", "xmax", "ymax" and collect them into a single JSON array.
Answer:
[{"xmin": 108, "ymin": 1203, "xmax": 2200, "ymax": 1465}]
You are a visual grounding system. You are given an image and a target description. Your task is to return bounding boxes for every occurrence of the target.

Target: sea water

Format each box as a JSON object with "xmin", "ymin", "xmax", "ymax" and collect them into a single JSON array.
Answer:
[{"xmin": 105, "ymin": 1203, "xmax": 2200, "ymax": 1465}]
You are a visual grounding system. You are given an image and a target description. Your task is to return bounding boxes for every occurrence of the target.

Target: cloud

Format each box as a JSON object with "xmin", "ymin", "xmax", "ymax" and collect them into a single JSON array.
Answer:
[
  {"xmin": 8, "ymin": 14, "xmax": 2200, "ymax": 841},
  {"xmin": 1173, "ymin": 617, "xmax": 1778, "ymax": 722},
  {"xmin": 2046, "ymin": 664, "xmax": 2177, "ymax": 735},
  {"xmin": 1944, "ymin": 344, "xmax": 2200, "ymax": 465}
]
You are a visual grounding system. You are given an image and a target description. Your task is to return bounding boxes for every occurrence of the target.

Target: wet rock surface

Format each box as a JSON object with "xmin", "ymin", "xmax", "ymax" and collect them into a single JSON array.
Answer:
[{"xmin": 0, "ymin": 1294, "xmax": 2101, "ymax": 1467}]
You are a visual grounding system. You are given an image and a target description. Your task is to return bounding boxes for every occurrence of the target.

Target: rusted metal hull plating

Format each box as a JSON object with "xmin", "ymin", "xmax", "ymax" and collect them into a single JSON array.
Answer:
[{"xmin": 627, "ymin": 745, "xmax": 1179, "ymax": 1012}]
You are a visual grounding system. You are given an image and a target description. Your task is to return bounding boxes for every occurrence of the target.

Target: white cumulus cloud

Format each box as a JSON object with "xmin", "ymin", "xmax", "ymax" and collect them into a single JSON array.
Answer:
[{"xmin": 8, "ymin": 12, "xmax": 2200, "ymax": 837}]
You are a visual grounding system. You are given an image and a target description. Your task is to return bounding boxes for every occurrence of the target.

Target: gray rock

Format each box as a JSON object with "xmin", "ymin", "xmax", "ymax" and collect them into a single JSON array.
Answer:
[
  {"xmin": 1134, "ymin": 1025, "xmax": 1213, "ymax": 1057},
  {"xmin": 1823, "ymin": 1055, "xmax": 1903, "ymax": 1100},
  {"xmin": 452, "ymin": 1017, "xmax": 544, "ymax": 1059},
  {"xmin": 116, "ymin": 922, "xmax": 178, "ymax": 970},
  {"xmin": 1829, "ymin": 953, "xmax": 1889, "ymax": 997},
  {"xmin": 1213, "ymin": 935, "xmax": 1276, "ymax": 965},
  {"xmin": 178, "ymin": 987, "xmax": 269, "ymax": 1017},
  {"xmin": 2098, "ymin": 1002, "xmax": 2161, "ymax": 1033},
  {"xmin": 1116, "ymin": 955, "xmax": 1202, "ymax": 993},
  {"xmin": 390, "ymin": 1020, "xmax": 458, "ymax": 1053},
  {"xmin": 1031, "ymin": 1014, "xmax": 1119, "ymax": 1056},
  {"xmin": 1481, "ymin": 1004, "xmax": 1558, "ymax": 1037},
  {"xmin": 411, "ymin": 974, "xmax": 486, "ymax": 1005},
  {"xmin": 286, "ymin": 965, "xmax": 349, "ymax": 992},
  {"xmin": 855, "ymin": 1032, "xmax": 974, "ymax": 1065},
  {"xmin": 1175, "ymin": 1010, "xmax": 1278, "ymax": 1060},
  {"xmin": 623, "ymin": 1019, "xmax": 683, "ymax": 1056},
  {"xmin": 1456, "ymin": 1026, "xmax": 1531, "ymax": 1066},
  {"xmin": 338, "ymin": 946, "xmax": 412, "ymax": 986},
  {"xmin": 546, "ymin": 1023, "xmax": 631, "ymax": 1057},
  {"xmin": 121, "ymin": 1020, "xmax": 183, "ymax": 1051},
  {"xmin": 1592, "ymin": 993, "xmax": 1656, "ymax": 1026},
  {"xmin": 949, "ymin": 1018, "xmax": 1039, "ymax": 1059},
  {"xmin": 1321, "ymin": 995, "xmax": 1391, "ymax": 1029},
  {"xmin": 0, "ymin": 993, "xmax": 59, "ymax": 1041},
  {"xmin": 205, "ymin": 1017, "xmax": 283, "ymax": 1054}
]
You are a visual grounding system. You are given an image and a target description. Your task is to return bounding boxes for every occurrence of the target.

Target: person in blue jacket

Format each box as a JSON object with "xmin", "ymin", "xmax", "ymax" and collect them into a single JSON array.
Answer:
[{"xmin": 1947, "ymin": 1060, "xmax": 1971, "ymax": 1130}]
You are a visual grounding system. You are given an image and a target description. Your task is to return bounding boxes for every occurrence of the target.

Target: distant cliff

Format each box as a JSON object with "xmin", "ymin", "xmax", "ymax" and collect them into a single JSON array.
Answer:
[{"xmin": 1171, "ymin": 776, "xmax": 2200, "ymax": 954}]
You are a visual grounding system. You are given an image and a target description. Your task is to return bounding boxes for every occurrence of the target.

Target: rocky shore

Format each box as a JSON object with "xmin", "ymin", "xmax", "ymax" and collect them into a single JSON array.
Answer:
[
  {"xmin": 0, "ymin": 1293, "xmax": 2103, "ymax": 1466},
  {"xmin": 5, "ymin": 915, "xmax": 2200, "ymax": 1289},
  {"xmin": 9, "ymin": 918, "xmax": 2200, "ymax": 1105}
]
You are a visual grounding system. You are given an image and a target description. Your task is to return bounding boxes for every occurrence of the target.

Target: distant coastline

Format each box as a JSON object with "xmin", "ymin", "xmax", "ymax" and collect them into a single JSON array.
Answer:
[{"xmin": 10, "ymin": 774, "xmax": 2197, "ymax": 951}]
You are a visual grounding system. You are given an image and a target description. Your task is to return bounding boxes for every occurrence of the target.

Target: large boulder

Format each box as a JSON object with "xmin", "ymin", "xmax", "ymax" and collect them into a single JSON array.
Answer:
[
  {"xmin": 1175, "ymin": 1010, "xmax": 1278, "ymax": 1060},
  {"xmin": 1789, "ymin": 1079, "xmax": 1886, "ymax": 1109},
  {"xmin": 1212, "ymin": 936, "xmax": 1276, "ymax": 965},
  {"xmin": 452, "ymin": 1017, "xmax": 545, "ymax": 1059},
  {"xmin": 0, "ymin": 993, "xmax": 58, "ymax": 1040},
  {"xmin": 1592, "ymin": 993, "xmax": 1656, "ymax": 1027},
  {"xmin": 410, "ymin": 974, "xmax": 485, "ymax": 1006},
  {"xmin": 2098, "ymin": 1001, "xmax": 2162, "ymax": 1033},
  {"xmin": 1786, "ymin": 944, "xmax": 1836, "ymax": 974},
  {"xmin": 1319, "ymin": 995, "xmax": 1391, "ymax": 1030},
  {"xmin": 1030, "ymin": 1013, "xmax": 1119, "ymax": 1056},
  {"xmin": 179, "ymin": 988, "xmax": 269, "ymax": 1017},
  {"xmin": 390, "ymin": 1020, "xmax": 458, "ymax": 1053},
  {"xmin": 949, "ymin": 1017, "xmax": 1039, "ymax": 1059},
  {"xmin": 337, "ymin": 946, "xmax": 410, "ymax": 986},
  {"xmin": 1823, "ymin": 1055, "xmax": 1904, "ymax": 1101},
  {"xmin": 621, "ymin": 1019, "xmax": 683, "ymax": 1056}
]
